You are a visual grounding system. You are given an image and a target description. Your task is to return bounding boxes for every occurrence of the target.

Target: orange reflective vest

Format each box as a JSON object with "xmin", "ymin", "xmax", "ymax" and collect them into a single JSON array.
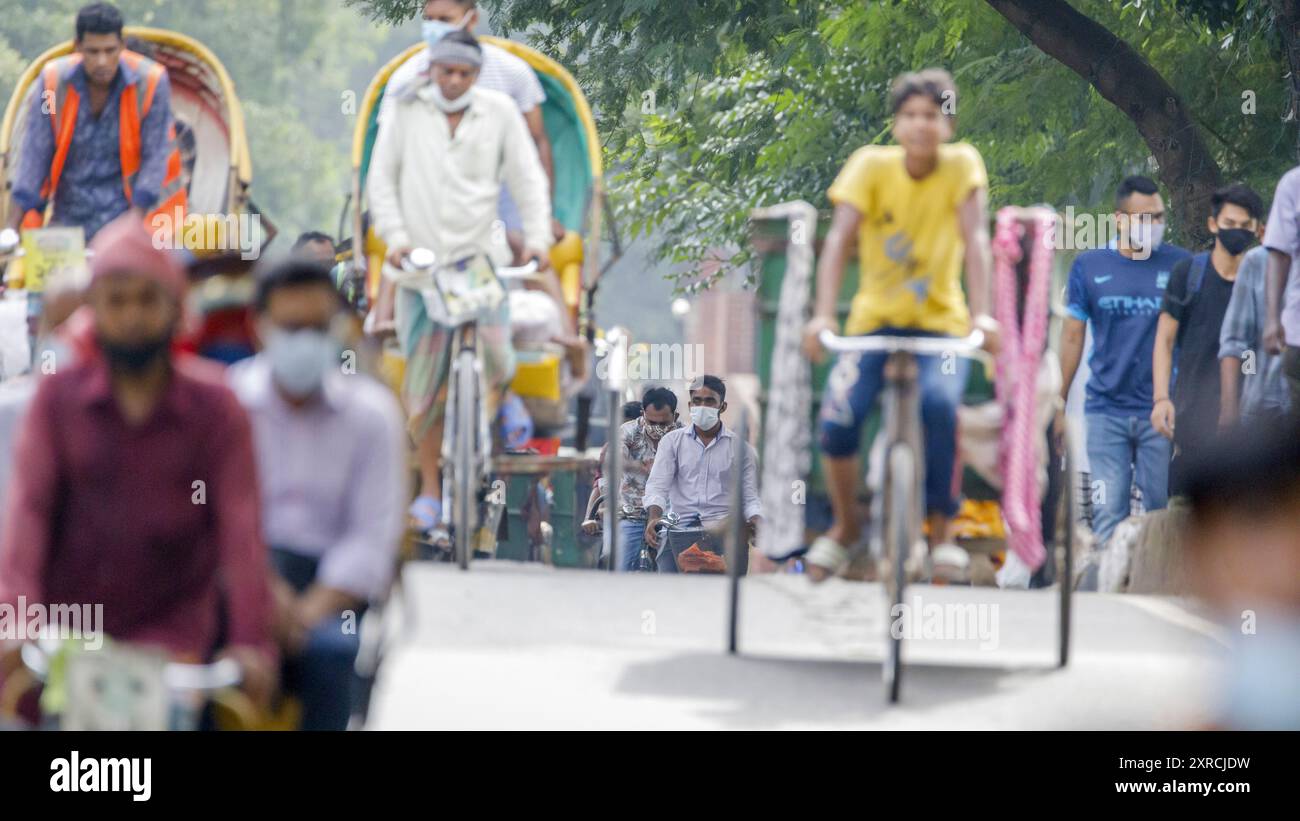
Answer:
[{"xmin": 22, "ymin": 49, "xmax": 187, "ymax": 230}]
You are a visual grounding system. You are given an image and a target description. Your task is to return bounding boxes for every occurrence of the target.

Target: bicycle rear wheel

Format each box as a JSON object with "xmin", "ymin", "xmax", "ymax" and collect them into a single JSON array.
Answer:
[
  {"xmin": 450, "ymin": 348, "xmax": 480, "ymax": 570},
  {"xmin": 883, "ymin": 442, "xmax": 916, "ymax": 704}
]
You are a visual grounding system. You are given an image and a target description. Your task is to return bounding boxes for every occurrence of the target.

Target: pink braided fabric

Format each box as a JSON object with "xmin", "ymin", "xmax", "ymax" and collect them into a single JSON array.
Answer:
[{"xmin": 991, "ymin": 208, "xmax": 1053, "ymax": 571}]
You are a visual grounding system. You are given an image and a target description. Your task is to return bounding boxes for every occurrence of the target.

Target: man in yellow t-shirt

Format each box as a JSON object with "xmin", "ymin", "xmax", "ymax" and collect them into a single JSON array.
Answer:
[{"xmin": 800, "ymin": 68, "xmax": 999, "ymax": 583}]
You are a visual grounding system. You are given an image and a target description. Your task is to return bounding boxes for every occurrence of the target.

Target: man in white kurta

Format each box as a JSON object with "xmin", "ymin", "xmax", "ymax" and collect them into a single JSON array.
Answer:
[{"xmin": 366, "ymin": 31, "xmax": 552, "ymax": 533}]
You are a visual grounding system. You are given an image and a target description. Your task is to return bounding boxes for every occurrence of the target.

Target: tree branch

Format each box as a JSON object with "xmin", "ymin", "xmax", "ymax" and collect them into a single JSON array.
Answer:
[
  {"xmin": 1269, "ymin": 0, "xmax": 1300, "ymax": 158},
  {"xmin": 984, "ymin": 0, "xmax": 1222, "ymax": 246}
]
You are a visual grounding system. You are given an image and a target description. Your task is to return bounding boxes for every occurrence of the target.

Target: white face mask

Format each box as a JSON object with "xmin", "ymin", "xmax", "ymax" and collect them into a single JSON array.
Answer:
[
  {"xmin": 421, "ymin": 14, "xmax": 468, "ymax": 49},
  {"xmin": 1128, "ymin": 218, "xmax": 1165, "ymax": 254},
  {"xmin": 267, "ymin": 328, "xmax": 338, "ymax": 399},
  {"xmin": 419, "ymin": 82, "xmax": 472, "ymax": 113},
  {"xmin": 690, "ymin": 405, "xmax": 720, "ymax": 431}
]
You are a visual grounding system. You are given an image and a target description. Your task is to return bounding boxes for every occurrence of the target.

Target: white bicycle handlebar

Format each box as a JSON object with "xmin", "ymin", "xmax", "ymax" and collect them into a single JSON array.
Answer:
[
  {"xmin": 497, "ymin": 260, "xmax": 541, "ymax": 281},
  {"xmin": 818, "ymin": 328, "xmax": 985, "ymax": 356},
  {"xmin": 400, "ymin": 248, "xmax": 541, "ymax": 280},
  {"xmin": 21, "ymin": 640, "xmax": 242, "ymax": 693}
]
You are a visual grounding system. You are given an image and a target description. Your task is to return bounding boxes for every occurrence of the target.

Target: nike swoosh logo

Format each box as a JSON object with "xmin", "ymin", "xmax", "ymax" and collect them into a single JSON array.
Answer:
[{"xmin": 1094, "ymin": 275, "xmax": 1113, "ymax": 284}]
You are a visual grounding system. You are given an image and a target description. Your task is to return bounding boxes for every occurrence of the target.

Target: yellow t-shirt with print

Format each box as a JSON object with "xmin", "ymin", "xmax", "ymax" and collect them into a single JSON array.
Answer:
[{"xmin": 827, "ymin": 142, "xmax": 988, "ymax": 337}]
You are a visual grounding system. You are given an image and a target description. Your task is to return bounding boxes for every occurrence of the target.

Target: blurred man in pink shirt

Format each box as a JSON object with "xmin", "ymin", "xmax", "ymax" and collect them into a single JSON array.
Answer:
[{"xmin": 0, "ymin": 215, "xmax": 275, "ymax": 711}]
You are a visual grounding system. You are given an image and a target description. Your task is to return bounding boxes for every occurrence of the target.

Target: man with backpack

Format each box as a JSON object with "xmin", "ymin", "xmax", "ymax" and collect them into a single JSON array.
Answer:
[{"xmin": 1152, "ymin": 183, "xmax": 1265, "ymax": 496}]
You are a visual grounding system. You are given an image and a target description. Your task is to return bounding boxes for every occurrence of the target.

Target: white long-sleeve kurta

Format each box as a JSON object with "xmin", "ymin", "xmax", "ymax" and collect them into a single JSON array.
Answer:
[{"xmin": 368, "ymin": 84, "xmax": 551, "ymax": 285}]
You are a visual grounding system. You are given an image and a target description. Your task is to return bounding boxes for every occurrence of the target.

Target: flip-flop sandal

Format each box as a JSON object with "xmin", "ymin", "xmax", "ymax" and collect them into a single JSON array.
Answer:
[
  {"xmin": 408, "ymin": 495, "xmax": 442, "ymax": 532},
  {"xmin": 805, "ymin": 535, "xmax": 850, "ymax": 582},
  {"xmin": 930, "ymin": 543, "xmax": 972, "ymax": 585}
]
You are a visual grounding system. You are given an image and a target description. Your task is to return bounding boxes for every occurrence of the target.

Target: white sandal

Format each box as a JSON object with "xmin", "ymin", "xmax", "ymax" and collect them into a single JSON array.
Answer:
[
  {"xmin": 805, "ymin": 535, "xmax": 850, "ymax": 581},
  {"xmin": 930, "ymin": 543, "xmax": 972, "ymax": 585}
]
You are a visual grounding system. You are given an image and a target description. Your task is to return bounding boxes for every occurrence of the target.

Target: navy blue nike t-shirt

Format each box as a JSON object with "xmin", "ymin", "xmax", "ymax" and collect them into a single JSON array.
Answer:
[{"xmin": 1066, "ymin": 243, "xmax": 1192, "ymax": 416}]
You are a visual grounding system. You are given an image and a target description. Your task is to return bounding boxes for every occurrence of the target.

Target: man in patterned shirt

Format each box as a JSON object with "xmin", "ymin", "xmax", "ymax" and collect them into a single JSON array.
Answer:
[{"xmin": 599, "ymin": 387, "xmax": 681, "ymax": 571}]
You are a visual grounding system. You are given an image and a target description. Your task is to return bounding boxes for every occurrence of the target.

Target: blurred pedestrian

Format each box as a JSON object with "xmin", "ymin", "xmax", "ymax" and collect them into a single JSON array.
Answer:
[
  {"xmin": 228, "ymin": 258, "xmax": 406, "ymax": 730},
  {"xmin": 0, "ymin": 276, "xmax": 96, "ymax": 521},
  {"xmin": 1219, "ymin": 232, "xmax": 1291, "ymax": 428},
  {"xmin": 1185, "ymin": 418, "xmax": 1300, "ymax": 729},
  {"xmin": 1261, "ymin": 165, "xmax": 1300, "ymax": 410},
  {"xmin": 0, "ymin": 215, "xmax": 275, "ymax": 709}
]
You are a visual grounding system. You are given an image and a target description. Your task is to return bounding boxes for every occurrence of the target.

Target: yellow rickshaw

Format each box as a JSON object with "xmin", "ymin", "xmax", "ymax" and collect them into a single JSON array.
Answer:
[
  {"xmin": 340, "ymin": 37, "xmax": 615, "ymax": 565},
  {"xmin": 0, "ymin": 27, "xmax": 266, "ymax": 362}
]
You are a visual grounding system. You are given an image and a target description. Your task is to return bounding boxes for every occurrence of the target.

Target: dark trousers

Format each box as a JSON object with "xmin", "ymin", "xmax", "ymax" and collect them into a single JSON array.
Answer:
[{"xmin": 270, "ymin": 548, "xmax": 365, "ymax": 731}]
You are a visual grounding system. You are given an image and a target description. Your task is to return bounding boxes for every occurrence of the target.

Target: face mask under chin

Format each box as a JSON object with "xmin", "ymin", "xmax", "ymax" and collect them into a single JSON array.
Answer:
[{"xmin": 420, "ymin": 82, "xmax": 472, "ymax": 113}]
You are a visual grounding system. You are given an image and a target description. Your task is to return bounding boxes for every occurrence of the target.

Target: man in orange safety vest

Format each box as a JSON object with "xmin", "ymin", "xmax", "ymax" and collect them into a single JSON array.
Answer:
[{"xmin": 7, "ymin": 3, "xmax": 186, "ymax": 242}]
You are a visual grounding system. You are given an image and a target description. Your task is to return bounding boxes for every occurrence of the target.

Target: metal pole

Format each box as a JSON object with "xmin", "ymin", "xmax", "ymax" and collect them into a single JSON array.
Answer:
[
  {"xmin": 603, "ymin": 327, "xmax": 628, "ymax": 573},
  {"xmin": 727, "ymin": 408, "xmax": 748, "ymax": 655}
]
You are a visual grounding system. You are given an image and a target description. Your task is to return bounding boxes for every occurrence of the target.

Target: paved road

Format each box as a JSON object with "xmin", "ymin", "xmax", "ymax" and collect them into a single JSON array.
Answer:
[{"xmin": 367, "ymin": 562, "xmax": 1225, "ymax": 730}]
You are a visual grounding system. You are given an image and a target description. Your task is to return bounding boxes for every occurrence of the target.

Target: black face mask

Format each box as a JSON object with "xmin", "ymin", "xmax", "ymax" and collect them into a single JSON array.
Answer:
[
  {"xmin": 99, "ymin": 335, "xmax": 171, "ymax": 373},
  {"xmin": 1216, "ymin": 227, "xmax": 1255, "ymax": 256}
]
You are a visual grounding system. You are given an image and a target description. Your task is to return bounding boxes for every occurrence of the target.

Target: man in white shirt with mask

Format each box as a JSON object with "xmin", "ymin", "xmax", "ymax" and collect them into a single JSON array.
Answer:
[
  {"xmin": 368, "ymin": 30, "xmax": 556, "ymax": 537},
  {"xmin": 642, "ymin": 375, "xmax": 763, "ymax": 573}
]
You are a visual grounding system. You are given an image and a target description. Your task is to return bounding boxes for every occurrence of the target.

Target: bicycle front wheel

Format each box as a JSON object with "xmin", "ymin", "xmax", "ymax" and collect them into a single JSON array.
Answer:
[
  {"xmin": 883, "ymin": 442, "xmax": 917, "ymax": 704},
  {"xmin": 451, "ymin": 348, "xmax": 480, "ymax": 570}
]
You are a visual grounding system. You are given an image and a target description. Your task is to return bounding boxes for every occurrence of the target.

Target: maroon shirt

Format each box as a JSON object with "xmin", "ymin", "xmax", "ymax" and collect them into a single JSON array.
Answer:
[{"xmin": 0, "ymin": 355, "xmax": 273, "ymax": 661}]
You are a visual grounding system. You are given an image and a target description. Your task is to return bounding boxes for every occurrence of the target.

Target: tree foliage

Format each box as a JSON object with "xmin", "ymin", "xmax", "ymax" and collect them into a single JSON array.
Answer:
[{"xmin": 354, "ymin": 1, "xmax": 1300, "ymax": 287}]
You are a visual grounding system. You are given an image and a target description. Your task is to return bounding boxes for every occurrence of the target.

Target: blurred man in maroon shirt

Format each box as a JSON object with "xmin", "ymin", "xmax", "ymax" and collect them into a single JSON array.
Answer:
[{"xmin": 0, "ymin": 215, "xmax": 275, "ymax": 707}]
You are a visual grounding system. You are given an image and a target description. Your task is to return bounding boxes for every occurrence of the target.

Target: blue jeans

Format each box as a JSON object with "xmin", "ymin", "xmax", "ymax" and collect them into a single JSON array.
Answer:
[
  {"xmin": 819, "ymin": 329, "xmax": 970, "ymax": 517},
  {"xmin": 271, "ymin": 547, "xmax": 363, "ymax": 731},
  {"xmin": 284, "ymin": 617, "xmax": 362, "ymax": 731},
  {"xmin": 618, "ymin": 518, "xmax": 649, "ymax": 572},
  {"xmin": 1084, "ymin": 413, "xmax": 1170, "ymax": 545}
]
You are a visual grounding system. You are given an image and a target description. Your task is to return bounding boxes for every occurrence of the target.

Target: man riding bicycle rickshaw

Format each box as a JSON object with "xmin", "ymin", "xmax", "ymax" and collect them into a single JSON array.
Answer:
[{"xmin": 366, "ymin": 30, "xmax": 569, "ymax": 543}]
